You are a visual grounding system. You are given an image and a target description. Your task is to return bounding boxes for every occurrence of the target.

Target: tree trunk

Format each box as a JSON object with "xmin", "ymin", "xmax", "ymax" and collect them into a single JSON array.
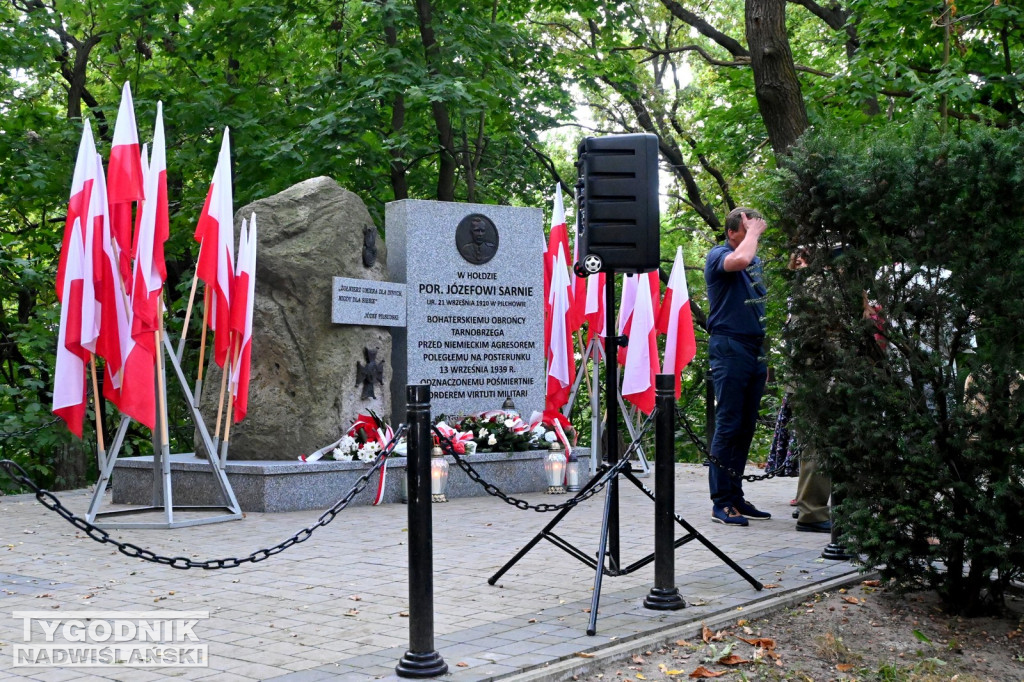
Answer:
[
  {"xmin": 381, "ymin": 2, "xmax": 408, "ymax": 200},
  {"xmin": 746, "ymin": 0, "xmax": 809, "ymax": 156},
  {"xmin": 52, "ymin": 441, "xmax": 90, "ymax": 491},
  {"xmin": 414, "ymin": 0, "xmax": 458, "ymax": 201}
]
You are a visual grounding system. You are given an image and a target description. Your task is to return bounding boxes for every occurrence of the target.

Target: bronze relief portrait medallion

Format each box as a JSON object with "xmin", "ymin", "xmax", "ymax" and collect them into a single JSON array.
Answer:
[{"xmin": 455, "ymin": 213, "xmax": 499, "ymax": 265}]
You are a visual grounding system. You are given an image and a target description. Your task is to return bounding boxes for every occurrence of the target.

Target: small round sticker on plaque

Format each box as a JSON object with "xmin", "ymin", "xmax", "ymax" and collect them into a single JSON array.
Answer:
[{"xmin": 455, "ymin": 214, "xmax": 499, "ymax": 265}]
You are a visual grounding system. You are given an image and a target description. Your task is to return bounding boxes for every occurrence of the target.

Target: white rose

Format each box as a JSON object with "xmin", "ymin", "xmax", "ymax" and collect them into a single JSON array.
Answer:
[
  {"xmin": 504, "ymin": 419, "xmax": 515, "ymax": 428},
  {"xmin": 487, "ymin": 434, "xmax": 497, "ymax": 446},
  {"xmin": 544, "ymin": 431, "xmax": 557, "ymax": 442}
]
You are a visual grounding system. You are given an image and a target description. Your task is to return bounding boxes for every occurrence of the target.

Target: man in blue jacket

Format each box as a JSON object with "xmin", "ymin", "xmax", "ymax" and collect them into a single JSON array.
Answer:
[{"xmin": 704, "ymin": 208, "xmax": 771, "ymax": 526}]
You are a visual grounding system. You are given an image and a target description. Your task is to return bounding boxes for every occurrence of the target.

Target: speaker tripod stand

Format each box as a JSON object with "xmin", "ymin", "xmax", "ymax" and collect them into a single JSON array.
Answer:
[{"xmin": 488, "ymin": 270, "xmax": 762, "ymax": 635}]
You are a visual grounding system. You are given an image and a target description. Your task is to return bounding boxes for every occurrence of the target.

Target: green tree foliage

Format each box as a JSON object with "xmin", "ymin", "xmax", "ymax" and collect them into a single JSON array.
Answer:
[
  {"xmin": 0, "ymin": 0, "xmax": 571, "ymax": 489},
  {"xmin": 3, "ymin": 0, "xmax": 1022, "ymax": 487},
  {"xmin": 774, "ymin": 119, "xmax": 1024, "ymax": 614}
]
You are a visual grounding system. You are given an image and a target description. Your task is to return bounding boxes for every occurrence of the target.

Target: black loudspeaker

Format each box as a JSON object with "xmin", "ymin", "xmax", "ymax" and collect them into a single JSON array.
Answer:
[{"xmin": 575, "ymin": 133, "xmax": 660, "ymax": 275}]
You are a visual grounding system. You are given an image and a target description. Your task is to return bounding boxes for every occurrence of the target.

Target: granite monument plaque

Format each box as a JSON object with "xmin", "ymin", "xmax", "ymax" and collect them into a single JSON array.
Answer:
[{"xmin": 387, "ymin": 200, "xmax": 545, "ymax": 418}]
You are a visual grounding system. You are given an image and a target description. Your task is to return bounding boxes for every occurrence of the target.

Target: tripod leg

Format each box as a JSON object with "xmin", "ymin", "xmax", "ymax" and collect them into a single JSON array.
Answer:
[
  {"xmin": 488, "ymin": 504, "xmax": 574, "ymax": 585},
  {"xmin": 489, "ymin": 467, "xmax": 612, "ymax": 585},
  {"xmin": 622, "ymin": 470, "xmax": 764, "ymax": 590},
  {"xmin": 587, "ymin": 482, "xmax": 616, "ymax": 636}
]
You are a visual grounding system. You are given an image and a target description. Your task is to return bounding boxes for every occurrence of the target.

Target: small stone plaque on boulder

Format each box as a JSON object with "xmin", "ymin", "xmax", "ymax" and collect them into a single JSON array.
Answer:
[{"xmin": 332, "ymin": 277, "xmax": 407, "ymax": 327}]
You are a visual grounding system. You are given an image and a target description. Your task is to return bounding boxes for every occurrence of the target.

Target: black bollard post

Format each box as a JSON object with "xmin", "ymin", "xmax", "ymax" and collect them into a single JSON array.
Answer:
[
  {"xmin": 644, "ymin": 374, "xmax": 686, "ymax": 610},
  {"xmin": 821, "ymin": 482, "xmax": 852, "ymax": 561},
  {"xmin": 396, "ymin": 385, "xmax": 448, "ymax": 678}
]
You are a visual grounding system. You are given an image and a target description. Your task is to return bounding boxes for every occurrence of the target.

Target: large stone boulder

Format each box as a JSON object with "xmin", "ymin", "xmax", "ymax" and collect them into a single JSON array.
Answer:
[{"xmin": 197, "ymin": 177, "xmax": 392, "ymax": 460}]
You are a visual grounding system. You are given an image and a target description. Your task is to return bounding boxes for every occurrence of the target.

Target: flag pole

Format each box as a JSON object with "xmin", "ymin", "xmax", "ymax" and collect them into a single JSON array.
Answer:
[
  {"xmin": 220, "ymin": 385, "xmax": 235, "ymax": 467},
  {"xmin": 176, "ymin": 269, "xmax": 201, "ymax": 363},
  {"xmin": 212, "ymin": 330, "xmax": 234, "ymax": 450},
  {"xmin": 154, "ymin": 312, "xmax": 174, "ymax": 526},
  {"xmin": 574, "ymin": 329, "xmax": 591, "ymax": 406},
  {"xmin": 212, "ymin": 354, "xmax": 228, "ymax": 451},
  {"xmin": 217, "ymin": 335, "xmax": 238, "ymax": 466},
  {"xmin": 89, "ymin": 355, "xmax": 107, "ymax": 472},
  {"xmin": 155, "ymin": 302, "xmax": 171, "ymax": 451},
  {"xmin": 194, "ymin": 286, "xmax": 211, "ymax": 404}
]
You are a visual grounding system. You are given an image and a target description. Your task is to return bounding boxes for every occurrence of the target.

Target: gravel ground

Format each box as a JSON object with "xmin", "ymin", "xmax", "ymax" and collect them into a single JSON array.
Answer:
[{"xmin": 575, "ymin": 581, "xmax": 1024, "ymax": 681}]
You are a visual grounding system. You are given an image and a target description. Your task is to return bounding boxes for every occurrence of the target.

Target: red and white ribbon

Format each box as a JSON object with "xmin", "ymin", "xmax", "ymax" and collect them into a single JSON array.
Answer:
[
  {"xmin": 434, "ymin": 420, "xmax": 474, "ymax": 453},
  {"xmin": 372, "ymin": 457, "xmax": 388, "ymax": 505},
  {"xmin": 476, "ymin": 409, "xmax": 529, "ymax": 433}
]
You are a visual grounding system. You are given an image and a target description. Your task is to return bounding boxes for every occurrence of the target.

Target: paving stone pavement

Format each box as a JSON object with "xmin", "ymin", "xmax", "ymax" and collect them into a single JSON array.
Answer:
[{"xmin": 0, "ymin": 464, "xmax": 862, "ymax": 681}]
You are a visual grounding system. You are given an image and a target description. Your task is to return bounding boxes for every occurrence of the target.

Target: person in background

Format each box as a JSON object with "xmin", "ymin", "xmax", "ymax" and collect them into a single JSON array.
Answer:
[
  {"xmin": 793, "ymin": 282, "xmax": 887, "ymax": 533},
  {"xmin": 704, "ymin": 208, "xmax": 772, "ymax": 526}
]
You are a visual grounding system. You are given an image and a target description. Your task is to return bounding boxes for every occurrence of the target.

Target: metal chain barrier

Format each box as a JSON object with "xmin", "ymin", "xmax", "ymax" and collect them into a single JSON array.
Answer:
[
  {"xmin": 675, "ymin": 375, "xmax": 710, "ymax": 457},
  {"xmin": 0, "ymin": 424, "xmax": 408, "ymax": 570},
  {"xmin": 675, "ymin": 370, "xmax": 787, "ymax": 483},
  {"xmin": 0, "ymin": 416, "xmax": 62, "ymax": 441},
  {"xmin": 432, "ymin": 409, "xmax": 658, "ymax": 512},
  {"xmin": 690, "ymin": 405, "xmax": 783, "ymax": 483}
]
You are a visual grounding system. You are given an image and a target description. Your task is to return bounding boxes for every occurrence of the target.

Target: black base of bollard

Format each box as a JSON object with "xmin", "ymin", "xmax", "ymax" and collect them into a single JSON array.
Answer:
[
  {"xmin": 643, "ymin": 587, "xmax": 686, "ymax": 610},
  {"xmin": 821, "ymin": 542, "xmax": 852, "ymax": 561},
  {"xmin": 396, "ymin": 650, "xmax": 448, "ymax": 678}
]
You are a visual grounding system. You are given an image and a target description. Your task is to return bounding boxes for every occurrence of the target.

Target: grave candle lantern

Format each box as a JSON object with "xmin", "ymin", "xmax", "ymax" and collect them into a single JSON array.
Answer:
[
  {"xmin": 545, "ymin": 441, "xmax": 566, "ymax": 494},
  {"xmin": 566, "ymin": 450, "xmax": 581, "ymax": 493},
  {"xmin": 430, "ymin": 445, "xmax": 449, "ymax": 503}
]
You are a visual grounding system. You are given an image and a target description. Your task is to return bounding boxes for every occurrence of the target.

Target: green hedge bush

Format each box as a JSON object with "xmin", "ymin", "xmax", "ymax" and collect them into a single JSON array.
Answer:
[{"xmin": 773, "ymin": 118, "xmax": 1024, "ymax": 615}]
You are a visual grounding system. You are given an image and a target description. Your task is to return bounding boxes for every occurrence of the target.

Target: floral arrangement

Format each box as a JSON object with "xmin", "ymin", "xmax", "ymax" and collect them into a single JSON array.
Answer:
[
  {"xmin": 433, "ymin": 409, "xmax": 579, "ymax": 455},
  {"xmin": 436, "ymin": 409, "xmax": 533, "ymax": 453},
  {"xmin": 296, "ymin": 411, "xmax": 396, "ymax": 506},
  {"xmin": 298, "ymin": 411, "xmax": 394, "ymax": 463},
  {"xmin": 463, "ymin": 413, "xmax": 535, "ymax": 452},
  {"xmin": 525, "ymin": 410, "xmax": 577, "ymax": 454}
]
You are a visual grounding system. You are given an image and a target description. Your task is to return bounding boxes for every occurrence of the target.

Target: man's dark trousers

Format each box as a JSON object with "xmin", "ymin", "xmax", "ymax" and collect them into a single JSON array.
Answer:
[{"xmin": 708, "ymin": 334, "xmax": 767, "ymax": 508}]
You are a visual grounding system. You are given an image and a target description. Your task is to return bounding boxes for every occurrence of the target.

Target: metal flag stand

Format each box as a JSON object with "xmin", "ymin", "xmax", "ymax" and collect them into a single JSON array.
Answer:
[
  {"xmin": 489, "ymin": 276, "xmax": 762, "ymax": 636},
  {"xmin": 84, "ymin": 330, "xmax": 242, "ymax": 529},
  {"xmin": 561, "ymin": 288, "xmax": 651, "ymax": 477}
]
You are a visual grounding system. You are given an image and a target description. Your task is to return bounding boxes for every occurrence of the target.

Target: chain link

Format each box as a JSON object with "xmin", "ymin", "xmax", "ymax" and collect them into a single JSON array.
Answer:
[
  {"xmin": 432, "ymin": 409, "xmax": 658, "ymax": 512},
  {"xmin": 0, "ymin": 416, "xmax": 62, "ymax": 441},
  {"xmin": 0, "ymin": 424, "xmax": 408, "ymax": 570},
  {"xmin": 675, "ymin": 375, "xmax": 711, "ymax": 457},
  {"xmin": 689, "ymin": 405, "xmax": 781, "ymax": 483},
  {"xmin": 676, "ymin": 373, "xmax": 784, "ymax": 483}
]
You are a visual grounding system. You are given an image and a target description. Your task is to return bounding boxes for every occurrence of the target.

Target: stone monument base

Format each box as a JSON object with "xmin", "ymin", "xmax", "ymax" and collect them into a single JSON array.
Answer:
[{"xmin": 110, "ymin": 449, "xmax": 590, "ymax": 512}]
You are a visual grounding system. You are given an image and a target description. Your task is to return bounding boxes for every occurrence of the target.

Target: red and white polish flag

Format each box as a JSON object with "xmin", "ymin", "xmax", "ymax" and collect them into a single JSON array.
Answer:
[
  {"xmin": 230, "ymin": 213, "xmax": 257, "ymax": 423},
  {"xmin": 83, "ymin": 151, "xmax": 132, "ymax": 409},
  {"xmin": 543, "ymin": 185, "xmax": 572, "ymax": 349},
  {"xmin": 569, "ymin": 197, "xmax": 586, "ymax": 333},
  {"xmin": 52, "ymin": 218, "xmax": 89, "ymax": 437},
  {"xmin": 621, "ymin": 270, "xmax": 658, "ymax": 414},
  {"xmin": 75, "ymin": 146, "xmax": 131, "ymax": 409},
  {"xmin": 545, "ymin": 241, "xmax": 575, "ymax": 412},
  {"xmin": 616, "ymin": 271, "xmax": 660, "ymax": 365},
  {"xmin": 57, "ymin": 120, "xmax": 96, "ymax": 303},
  {"xmin": 107, "ymin": 81, "xmax": 144, "ymax": 282},
  {"xmin": 584, "ymin": 272, "xmax": 606, "ymax": 347},
  {"xmin": 120, "ymin": 103, "xmax": 169, "ymax": 430},
  {"xmin": 657, "ymin": 246, "xmax": 697, "ymax": 398},
  {"xmin": 194, "ymin": 128, "xmax": 235, "ymax": 368}
]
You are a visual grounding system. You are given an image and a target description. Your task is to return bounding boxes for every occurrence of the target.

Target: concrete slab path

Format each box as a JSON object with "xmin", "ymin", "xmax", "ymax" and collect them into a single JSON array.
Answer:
[{"xmin": 0, "ymin": 464, "xmax": 861, "ymax": 681}]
